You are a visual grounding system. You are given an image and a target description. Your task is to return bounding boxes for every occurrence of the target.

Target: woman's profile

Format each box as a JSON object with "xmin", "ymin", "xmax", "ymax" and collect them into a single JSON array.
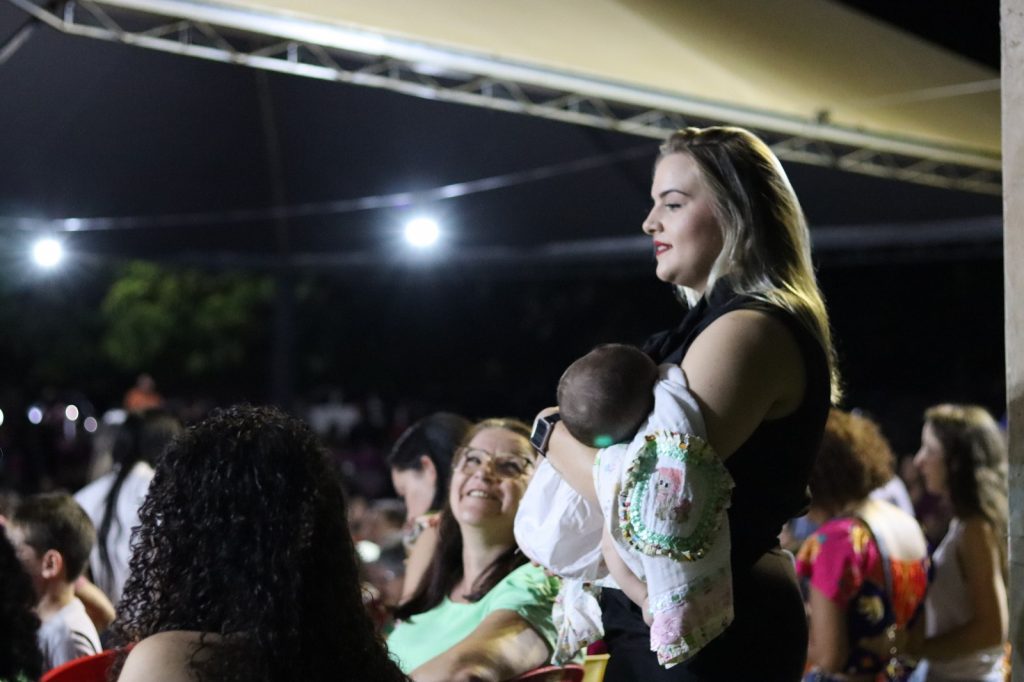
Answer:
[
  {"xmin": 543, "ymin": 126, "xmax": 838, "ymax": 680},
  {"xmin": 908, "ymin": 404, "xmax": 1008, "ymax": 682}
]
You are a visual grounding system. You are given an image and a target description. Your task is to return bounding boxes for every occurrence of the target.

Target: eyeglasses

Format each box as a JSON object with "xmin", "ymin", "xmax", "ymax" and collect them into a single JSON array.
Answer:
[{"xmin": 455, "ymin": 447, "xmax": 535, "ymax": 480}]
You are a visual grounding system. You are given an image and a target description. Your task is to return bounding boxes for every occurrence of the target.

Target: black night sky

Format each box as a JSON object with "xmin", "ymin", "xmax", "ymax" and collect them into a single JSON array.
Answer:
[{"xmin": 0, "ymin": 0, "xmax": 1005, "ymax": 473}]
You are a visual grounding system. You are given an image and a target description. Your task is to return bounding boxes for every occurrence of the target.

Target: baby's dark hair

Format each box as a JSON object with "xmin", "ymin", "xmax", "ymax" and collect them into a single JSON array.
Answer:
[
  {"xmin": 557, "ymin": 343, "xmax": 659, "ymax": 447},
  {"xmin": 12, "ymin": 493, "xmax": 96, "ymax": 582}
]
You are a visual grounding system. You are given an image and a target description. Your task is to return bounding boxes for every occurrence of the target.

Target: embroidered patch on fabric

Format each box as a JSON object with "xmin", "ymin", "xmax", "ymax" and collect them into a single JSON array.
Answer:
[{"xmin": 618, "ymin": 431, "xmax": 733, "ymax": 561}]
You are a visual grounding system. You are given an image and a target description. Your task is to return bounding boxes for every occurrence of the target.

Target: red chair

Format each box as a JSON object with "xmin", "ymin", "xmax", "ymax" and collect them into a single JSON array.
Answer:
[
  {"xmin": 41, "ymin": 649, "xmax": 118, "ymax": 682},
  {"xmin": 509, "ymin": 664, "xmax": 585, "ymax": 681}
]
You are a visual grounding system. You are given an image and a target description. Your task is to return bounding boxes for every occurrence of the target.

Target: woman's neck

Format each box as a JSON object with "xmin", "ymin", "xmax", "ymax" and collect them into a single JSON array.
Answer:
[
  {"xmin": 454, "ymin": 525, "xmax": 514, "ymax": 601},
  {"xmin": 809, "ymin": 498, "xmax": 868, "ymax": 523}
]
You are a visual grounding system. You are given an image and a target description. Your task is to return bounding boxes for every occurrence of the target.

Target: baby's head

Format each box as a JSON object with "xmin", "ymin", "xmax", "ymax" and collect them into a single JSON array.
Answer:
[{"xmin": 557, "ymin": 344, "xmax": 658, "ymax": 448}]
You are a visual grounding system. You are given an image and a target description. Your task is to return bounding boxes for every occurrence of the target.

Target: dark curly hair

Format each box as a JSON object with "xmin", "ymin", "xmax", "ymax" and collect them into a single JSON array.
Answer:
[
  {"xmin": 395, "ymin": 418, "xmax": 532, "ymax": 621},
  {"xmin": 110, "ymin": 405, "xmax": 407, "ymax": 682},
  {"xmin": 924, "ymin": 404, "xmax": 1008, "ymax": 577},
  {"xmin": 0, "ymin": 532, "xmax": 43, "ymax": 681},
  {"xmin": 808, "ymin": 408, "xmax": 894, "ymax": 513}
]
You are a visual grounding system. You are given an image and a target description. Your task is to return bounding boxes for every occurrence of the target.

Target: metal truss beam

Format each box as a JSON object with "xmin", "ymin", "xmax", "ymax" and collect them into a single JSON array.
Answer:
[{"xmin": 7, "ymin": 0, "xmax": 1003, "ymax": 195}]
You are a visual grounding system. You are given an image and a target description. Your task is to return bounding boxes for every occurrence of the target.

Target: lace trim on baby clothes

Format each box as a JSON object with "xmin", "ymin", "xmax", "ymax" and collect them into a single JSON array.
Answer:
[
  {"xmin": 649, "ymin": 564, "xmax": 734, "ymax": 667},
  {"xmin": 551, "ymin": 580, "xmax": 603, "ymax": 665},
  {"xmin": 618, "ymin": 431, "xmax": 733, "ymax": 561}
]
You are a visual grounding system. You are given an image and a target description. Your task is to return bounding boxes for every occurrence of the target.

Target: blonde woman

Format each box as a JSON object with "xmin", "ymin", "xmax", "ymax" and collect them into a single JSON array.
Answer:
[{"xmin": 542, "ymin": 127, "xmax": 839, "ymax": 680}]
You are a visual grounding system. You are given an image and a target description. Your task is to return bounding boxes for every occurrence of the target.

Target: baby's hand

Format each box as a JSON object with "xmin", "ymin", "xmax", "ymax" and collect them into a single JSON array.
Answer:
[{"xmin": 528, "ymin": 559, "xmax": 559, "ymax": 578}]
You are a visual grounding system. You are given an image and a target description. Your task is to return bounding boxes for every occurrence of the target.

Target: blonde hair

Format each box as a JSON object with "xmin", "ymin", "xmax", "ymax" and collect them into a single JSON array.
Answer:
[
  {"xmin": 461, "ymin": 417, "xmax": 532, "ymax": 449},
  {"xmin": 659, "ymin": 126, "xmax": 841, "ymax": 403}
]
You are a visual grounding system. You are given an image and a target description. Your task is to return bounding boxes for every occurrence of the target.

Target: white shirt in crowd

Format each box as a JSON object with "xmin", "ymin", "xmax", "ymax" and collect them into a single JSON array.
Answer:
[
  {"xmin": 74, "ymin": 461, "xmax": 155, "ymax": 604},
  {"xmin": 39, "ymin": 597, "xmax": 102, "ymax": 672}
]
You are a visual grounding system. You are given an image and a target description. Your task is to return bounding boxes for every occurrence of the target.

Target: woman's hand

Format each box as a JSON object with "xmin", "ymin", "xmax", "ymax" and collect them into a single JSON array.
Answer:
[
  {"xmin": 74, "ymin": 575, "xmax": 116, "ymax": 633},
  {"xmin": 903, "ymin": 617, "xmax": 925, "ymax": 658}
]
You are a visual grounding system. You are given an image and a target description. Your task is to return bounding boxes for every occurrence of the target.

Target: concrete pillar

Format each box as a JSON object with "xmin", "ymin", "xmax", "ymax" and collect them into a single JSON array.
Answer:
[{"xmin": 1003, "ymin": 1, "xmax": 1024, "ymax": 678}]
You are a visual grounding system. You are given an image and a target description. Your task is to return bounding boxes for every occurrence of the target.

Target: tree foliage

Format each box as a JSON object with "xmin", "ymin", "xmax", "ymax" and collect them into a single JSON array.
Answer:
[
  {"xmin": 101, "ymin": 262, "xmax": 272, "ymax": 386},
  {"xmin": 0, "ymin": 262, "xmax": 114, "ymax": 391}
]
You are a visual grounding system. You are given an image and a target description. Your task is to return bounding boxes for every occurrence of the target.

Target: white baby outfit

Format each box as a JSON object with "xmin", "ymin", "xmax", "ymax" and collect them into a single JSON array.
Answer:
[{"xmin": 514, "ymin": 364, "xmax": 734, "ymax": 667}]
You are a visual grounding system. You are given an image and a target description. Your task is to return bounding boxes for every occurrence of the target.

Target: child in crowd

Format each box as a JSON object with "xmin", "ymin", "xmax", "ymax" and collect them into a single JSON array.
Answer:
[
  {"xmin": 5, "ymin": 493, "xmax": 102, "ymax": 672},
  {"xmin": 515, "ymin": 344, "xmax": 734, "ymax": 667}
]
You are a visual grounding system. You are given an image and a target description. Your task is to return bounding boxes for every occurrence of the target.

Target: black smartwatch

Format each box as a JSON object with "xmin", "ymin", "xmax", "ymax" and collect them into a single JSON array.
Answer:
[{"xmin": 529, "ymin": 413, "xmax": 561, "ymax": 457}]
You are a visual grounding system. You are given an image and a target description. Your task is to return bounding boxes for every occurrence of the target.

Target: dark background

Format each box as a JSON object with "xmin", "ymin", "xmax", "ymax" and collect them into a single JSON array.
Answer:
[{"xmin": 0, "ymin": 0, "xmax": 1005, "ymax": 476}]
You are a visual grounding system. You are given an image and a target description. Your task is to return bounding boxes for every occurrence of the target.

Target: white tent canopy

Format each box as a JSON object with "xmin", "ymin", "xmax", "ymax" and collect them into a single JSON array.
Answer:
[{"xmin": 10, "ymin": 0, "xmax": 1001, "ymax": 194}]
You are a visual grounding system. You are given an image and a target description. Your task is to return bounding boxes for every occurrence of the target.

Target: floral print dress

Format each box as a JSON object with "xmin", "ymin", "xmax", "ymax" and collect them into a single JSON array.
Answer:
[{"xmin": 797, "ymin": 517, "xmax": 929, "ymax": 678}]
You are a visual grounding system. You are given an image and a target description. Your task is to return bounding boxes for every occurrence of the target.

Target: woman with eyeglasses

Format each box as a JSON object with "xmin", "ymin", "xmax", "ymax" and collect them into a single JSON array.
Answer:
[{"xmin": 388, "ymin": 418, "xmax": 561, "ymax": 681}]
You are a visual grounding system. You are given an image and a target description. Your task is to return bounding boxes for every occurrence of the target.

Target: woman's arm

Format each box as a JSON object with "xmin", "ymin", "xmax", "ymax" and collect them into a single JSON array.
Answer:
[
  {"xmin": 680, "ymin": 309, "xmax": 806, "ymax": 459},
  {"xmin": 401, "ymin": 521, "xmax": 440, "ymax": 605},
  {"xmin": 539, "ymin": 407, "xmax": 599, "ymax": 503},
  {"xmin": 806, "ymin": 585, "xmax": 849, "ymax": 672},
  {"xmin": 914, "ymin": 518, "xmax": 1008, "ymax": 659},
  {"xmin": 408, "ymin": 610, "xmax": 550, "ymax": 682},
  {"xmin": 74, "ymin": 575, "xmax": 117, "ymax": 632}
]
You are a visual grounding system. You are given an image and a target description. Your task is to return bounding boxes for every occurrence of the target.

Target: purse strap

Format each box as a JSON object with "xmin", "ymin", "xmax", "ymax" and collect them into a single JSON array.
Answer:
[
  {"xmin": 855, "ymin": 501, "xmax": 910, "ymax": 681},
  {"xmin": 856, "ymin": 505, "xmax": 895, "ymax": 601}
]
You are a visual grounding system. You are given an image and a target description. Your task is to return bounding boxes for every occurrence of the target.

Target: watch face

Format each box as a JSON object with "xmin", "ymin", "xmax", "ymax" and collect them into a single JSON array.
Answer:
[
  {"xmin": 529, "ymin": 414, "xmax": 560, "ymax": 456},
  {"xmin": 529, "ymin": 419, "xmax": 551, "ymax": 456}
]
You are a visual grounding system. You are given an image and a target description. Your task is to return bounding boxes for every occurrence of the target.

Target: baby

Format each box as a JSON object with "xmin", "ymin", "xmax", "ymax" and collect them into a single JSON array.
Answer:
[{"xmin": 515, "ymin": 344, "xmax": 734, "ymax": 668}]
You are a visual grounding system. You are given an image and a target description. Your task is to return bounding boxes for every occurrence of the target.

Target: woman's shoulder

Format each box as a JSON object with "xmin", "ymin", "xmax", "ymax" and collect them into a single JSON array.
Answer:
[
  {"xmin": 955, "ymin": 515, "xmax": 1000, "ymax": 549},
  {"xmin": 699, "ymin": 292, "xmax": 826, "ymax": 376},
  {"xmin": 804, "ymin": 517, "xmax": 864, "ymax": 552},
  {"xmin": 129, "ymin": 460, "xmax": 157, "ymax": 481},
  {"xmin": 118, "ymin": 631, "xmax": 213, "ymax": 682},
  {"xmin": 73, "ymin": 472, "xmax": 117, "ymax": 511},
  {"xmin": 681, "ymin": 307, "xmax": 807, "ymax": 456},
  {"xmin": 693, "ymin": 307, "xmax": 803, "ymax": 359},
  {"xmin": 487, "ymin": 563, "xmax": 559, "ymax": 602},
  {"xmin": 500, "ymin": 562, "xmax": 557, "ymax": 587}
]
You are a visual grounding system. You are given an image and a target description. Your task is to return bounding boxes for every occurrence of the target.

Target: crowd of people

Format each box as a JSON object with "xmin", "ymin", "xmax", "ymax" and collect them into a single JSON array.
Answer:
[{"xmin": 0, "ymin": 127, "xmax": 1013, "ymax": 682}]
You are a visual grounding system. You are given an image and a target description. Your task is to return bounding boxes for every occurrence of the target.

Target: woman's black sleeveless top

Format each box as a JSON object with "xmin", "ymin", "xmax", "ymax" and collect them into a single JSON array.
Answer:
[
  {"xmin": 598, "ymin": 281, "xmax": 831, "ymax": 681},
  {"xmin": 642, "ymin": 281, "xmax": 830, "ymax": 568}
]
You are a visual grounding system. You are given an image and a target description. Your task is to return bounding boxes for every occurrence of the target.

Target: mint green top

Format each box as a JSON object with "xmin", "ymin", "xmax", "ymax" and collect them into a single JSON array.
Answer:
[{"xmin": 387, "ymin": 563, "xmax": 560, "ymax": 673}]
